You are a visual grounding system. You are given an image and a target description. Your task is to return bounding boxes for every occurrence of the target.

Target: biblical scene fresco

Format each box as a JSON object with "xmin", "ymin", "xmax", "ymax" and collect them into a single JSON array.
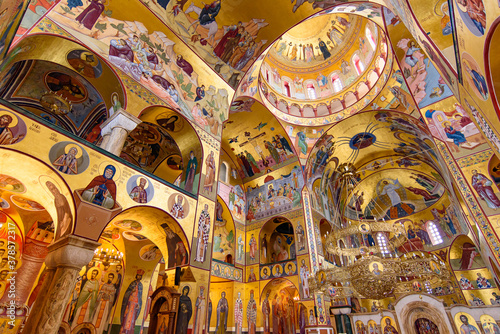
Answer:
[
  {"xmin": 0, "ymin": 0, "xmax": 30, "ymax": 60},
  {"xmin": 245, "ymin": 164, "xmax": 304, "ymax": 223},
  {"xmin": 422, "ymin": 97, "xmax": 489, "ymax": 158},
  {"xmin": 222, "ymin": 99, "xmax": 298, "ymax": 183},
  {"xmin": 384, "ymin": 7, "xmax": 454, "ymax": 109},
  {"xmin": 6, "ymin": 60, "xmax": 107, "ymax": 135},
  {"xmin": 5, "ymin": 0, "xmax": 500, "ymax": 332},
  {"xmin": 48, "ymin": 0, "xmax": 232, "ymax": 138},
  {"xmin": 406, "ymin": 0, "xmax": 455, "ymax": 65},
  {"xmin": 450, "ymin": 236, "xmax": 500, "ymax": 306}
]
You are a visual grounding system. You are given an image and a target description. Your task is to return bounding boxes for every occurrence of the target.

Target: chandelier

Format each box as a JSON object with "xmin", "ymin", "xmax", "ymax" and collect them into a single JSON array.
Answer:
[
  {"xmin": 309, "ymin": 164, "xmax": 450, "ymax": 300},
  {"xmin": 93, "ymin": 247, "xmax": 124, "ymax": 266}
]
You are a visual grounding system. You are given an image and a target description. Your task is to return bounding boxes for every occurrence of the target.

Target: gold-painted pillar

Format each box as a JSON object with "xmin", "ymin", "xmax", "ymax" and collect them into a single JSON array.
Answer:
[
  {"xmin": 23, "ymin": 235, "xmax": 100, "ymax": 334},
  {"xmin": 302, "ymin": 188, "xmax": 328, "ymax": 325}
]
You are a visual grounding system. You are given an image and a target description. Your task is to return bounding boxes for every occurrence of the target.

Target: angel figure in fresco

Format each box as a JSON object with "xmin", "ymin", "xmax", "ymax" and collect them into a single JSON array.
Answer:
[
  {"xmin": 52, "ymin": 146, "xmax": 79, "ymax": 175},
  {"xmin": 216, "ymin": 291, "xmax": 229, "ymax": 334},
  {"xmin": 46, "ymin": 181, "xmax": 73, "ymax": 240},
  {"xmin": 471, "ymin": 170, "xmax": 500, "ymax": 210},
  {"xmin": 203, "ymin": 151, "xmax": 216, "ymax": 193},
  {"xmin": 459, "ymin": 274, "xmax": 474, "ymax": 289},
  {"xmin": 76, "ymin": 0, "xmax": 105, "ymax": 30},
  {"xmin": 476, "ymin": 273, "xmax": 492, "ymax": 289},
  {"xmin": 247, "ymin": 290, "xmax": 257, "ymax": 334},
  {"xmin": 195, "ymin": 204, "xmax": 211, "ymax": 263},
  {"xmin": 459, "ymin": 315, "xmax": 480, "ymax": 334}
]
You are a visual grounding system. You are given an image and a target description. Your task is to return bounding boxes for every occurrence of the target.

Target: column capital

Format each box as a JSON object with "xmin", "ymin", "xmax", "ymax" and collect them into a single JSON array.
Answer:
[
  {"xmin": 44, "ymin": 235, "xmax": 100, "ymax": 271},
  {"xmin": 100, "ymin": 108, "xmax": 141, "ymax": 137}
]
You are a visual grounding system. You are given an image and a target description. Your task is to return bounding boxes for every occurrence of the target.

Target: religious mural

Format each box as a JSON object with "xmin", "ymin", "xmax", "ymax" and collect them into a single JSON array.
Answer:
[
  {"xmin": 49, "ymin": 0, "xmax": 231, "ymax": 139},
  {"xmin": 3, "ymin": 0, "xmax": 500, "ymax": 333}
]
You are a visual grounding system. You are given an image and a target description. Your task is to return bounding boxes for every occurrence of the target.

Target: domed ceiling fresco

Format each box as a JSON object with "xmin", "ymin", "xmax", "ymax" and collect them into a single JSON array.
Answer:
[{"xmin": 2, "ymin": 0, "xmax": 500, "ymax": 332}]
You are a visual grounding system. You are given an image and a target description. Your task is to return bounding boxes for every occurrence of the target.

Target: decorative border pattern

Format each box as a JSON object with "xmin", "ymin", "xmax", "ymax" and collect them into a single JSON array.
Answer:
[
  {"xmin": 436, "ymin": 142, "xmax": 500, "ymax": 260},
  {"xmin": 456, "ymin": 150, "xmax": 493, "ymax": 168}
]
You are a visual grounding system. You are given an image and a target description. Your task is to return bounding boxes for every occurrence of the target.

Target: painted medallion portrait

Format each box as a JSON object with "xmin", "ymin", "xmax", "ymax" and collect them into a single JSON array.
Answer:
[
  {"xmin": 67, "ymin": 49, "xmax": 103, "ymax": 78},
  {"xmin": 140, "ymin": 244, "xmax": 162, "ymax": 261},
  {"xmin": 10, "ymin": 195, "xmax": 45, "ymax": 211},
  {"xmin": 0, "ymin": 174, "xmax": 25, "ymax": 193},
  {"xmin": 49, "ymin": 141, "xmax": 90, "ymax": 175},
  {"xmin": 261, "ymin": 266, "xmax": 270, "ymax": 279},
  {"xmin": 0, "ymin": 111, "xmax": 27, "ymax": 146},
  {"xmin": 369, "ymin": 261, "xmax": 384, "ymax": 276},
  {"xmin": 126, "ymin": 175, "xmax": 154, "ymax": 204},
  {"xmin": 168, "ymin": 193, "xmax": 190, "ymax": 220}
]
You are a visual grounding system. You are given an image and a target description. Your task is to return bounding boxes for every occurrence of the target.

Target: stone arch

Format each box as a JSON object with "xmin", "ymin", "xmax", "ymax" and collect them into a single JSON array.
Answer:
[
  {"xmin": 130, "ymin": 105, "xmax": 204, "ymax": 191},
  {"xmin": 260, "ymin": 216, "xmax": 296, "ymax": 265},
  {"xmin": 98, "ymin": 206, "xmax": 191, "ymax": 268},
  {"xmin": 0, "ymin": 34, "xmax": 126, "ymax": 143},
  {"xmin": 0, "ymin": 146, "xmax": 76, "ymax": 236},
  {"xmin": 396, "ymin": 295, "xmax": 453, "ymax": 334}
]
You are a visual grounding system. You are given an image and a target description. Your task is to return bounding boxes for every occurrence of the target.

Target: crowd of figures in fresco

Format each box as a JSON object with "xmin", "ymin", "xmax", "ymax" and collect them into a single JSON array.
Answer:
[
  {"xmin": 51, "ymin": 0, "xmax": 230, "ymax": 139},
  {"xmin": 246, "ymin": 166, "xmax": 304, "ymax": 222}
]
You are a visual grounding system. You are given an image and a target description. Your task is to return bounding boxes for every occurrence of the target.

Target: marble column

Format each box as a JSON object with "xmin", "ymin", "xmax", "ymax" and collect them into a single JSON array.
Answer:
[
  {"xmin": 99, "ymin": 108, "xmax": 141, "ymax": 156},
  {"xmin": 23, "ymin": 235, "xmax": 100, "ymax": 334}
]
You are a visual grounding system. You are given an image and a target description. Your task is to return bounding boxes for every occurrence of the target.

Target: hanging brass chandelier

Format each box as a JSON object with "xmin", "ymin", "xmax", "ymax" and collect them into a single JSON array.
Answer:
[{"xmin": 309, "ymin": 163, "xmax": 451, "ymax": 300}]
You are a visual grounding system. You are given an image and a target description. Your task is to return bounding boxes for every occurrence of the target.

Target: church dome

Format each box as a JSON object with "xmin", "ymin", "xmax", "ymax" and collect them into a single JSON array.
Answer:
[{"xmin": 259, "ymin": 13, "xmax": 389, "ymax": 122}]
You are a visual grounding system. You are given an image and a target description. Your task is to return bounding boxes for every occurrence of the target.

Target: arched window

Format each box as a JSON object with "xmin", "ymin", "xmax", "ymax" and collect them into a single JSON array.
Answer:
[
  {"xmin": 284, "ymin": 81, "xmax": 291, "ymax": 97},
  {"xmin": 266, "ymin": 70, "xmax": 270, "ymax": 82},
  {"xmin": 220, "ymin": 161, "xmax": 228, "ymax": 183},
  {"xmin": 426, "ymin": 221, "xmax": 443, "ymax": 245},
  {"xmin": 331, "ymin": 75, "xmax": 343, "ymax": 93},
  {"xmin": 353, "ymin": 55, "xmax": 364, "ymax": 75},
  {"xmin": 307, "ymin": 83, "xmax": 317, "ymax": 99},
  {"xmin": 376, "ymin": 232, "xmax": 390, "ymax": 255},
  {"xmin": 365, "ymin": 26, "xmax": 376, "ymax": 50}
]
